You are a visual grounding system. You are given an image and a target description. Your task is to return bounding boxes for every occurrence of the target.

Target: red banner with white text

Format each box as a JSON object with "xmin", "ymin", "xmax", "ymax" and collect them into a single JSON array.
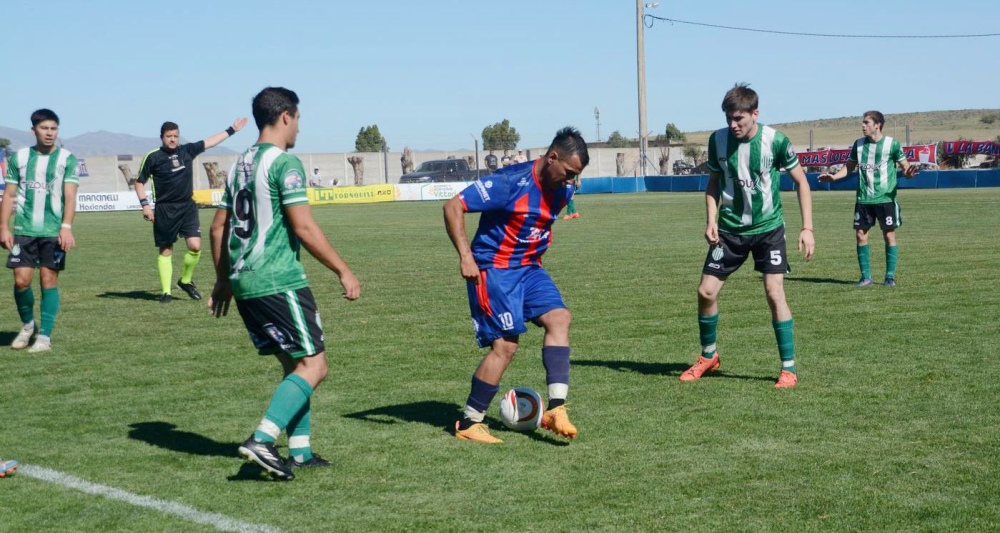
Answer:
[
  {"xmin": 942, "ymin": 140, "xmax": 1000, "ymax": 156},
  {"xmin": 797, "ymin": 143, "xmax": 939, "ymax": 167}
]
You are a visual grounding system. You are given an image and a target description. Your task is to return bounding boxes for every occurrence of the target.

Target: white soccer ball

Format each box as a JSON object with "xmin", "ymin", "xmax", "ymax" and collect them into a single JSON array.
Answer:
[{"xmin": 499, "ymin": 387, "xmax": 544, "ymax": 431}]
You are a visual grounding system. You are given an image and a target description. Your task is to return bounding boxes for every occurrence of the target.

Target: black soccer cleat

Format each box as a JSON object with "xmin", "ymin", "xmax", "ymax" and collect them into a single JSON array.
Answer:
[
  {"xmin": 238, "ymin": 437, "xmax": 295, "ymax": 481},
  {"xmin": 287, "ymin": 454, "xmax": 332, "ymax": 469},
  {"xmin": 177, "ymin": 280, "xmax": 202, "ymax": 300},
  {"xmin": 159, "ymin": 293, "xmax": 173, "ymax": 304}
]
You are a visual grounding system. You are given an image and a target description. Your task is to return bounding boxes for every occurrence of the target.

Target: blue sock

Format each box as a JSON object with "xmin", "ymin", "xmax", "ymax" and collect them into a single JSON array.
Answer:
[
  {"xmin": 542, "ymin": 346, "xmax": 571, "ymax": 409},
  {"xmin": 461, "ymin": 375, "xmax": 499, "ymax": 427}
]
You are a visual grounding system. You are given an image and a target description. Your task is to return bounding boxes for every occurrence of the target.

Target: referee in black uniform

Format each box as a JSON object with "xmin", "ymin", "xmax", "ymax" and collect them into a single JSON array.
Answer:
[{"xmin": 135, "ymin": 117, "xmax": 247, "ymax": 303}]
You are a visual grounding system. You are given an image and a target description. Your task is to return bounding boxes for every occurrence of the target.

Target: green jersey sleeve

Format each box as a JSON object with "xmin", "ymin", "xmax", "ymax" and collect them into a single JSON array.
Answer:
[
  {"xmin": 64, "ymin": 154, "xmax": 80, "ymax": 185},
  {"xmin": 272, "ymin": 154, "xmax": 309, "ymax": 207}
]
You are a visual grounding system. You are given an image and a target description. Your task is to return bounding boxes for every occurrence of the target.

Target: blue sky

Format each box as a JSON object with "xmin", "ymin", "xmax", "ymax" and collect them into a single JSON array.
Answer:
[{"xmin": 2, "ymin": 0, "xmax": 997, "ymax": 152}]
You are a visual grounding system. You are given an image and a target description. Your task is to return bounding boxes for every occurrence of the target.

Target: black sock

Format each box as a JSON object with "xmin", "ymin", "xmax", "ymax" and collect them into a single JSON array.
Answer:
[{"xmin": 547, "ymin": 398, "xmax": 565, "ymax": 410}]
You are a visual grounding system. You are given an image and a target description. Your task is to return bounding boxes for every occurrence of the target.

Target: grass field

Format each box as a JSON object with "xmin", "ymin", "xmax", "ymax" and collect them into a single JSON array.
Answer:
[{"xmin": 1, "ymin": 188, "xmax": 998, "ymax": 532}]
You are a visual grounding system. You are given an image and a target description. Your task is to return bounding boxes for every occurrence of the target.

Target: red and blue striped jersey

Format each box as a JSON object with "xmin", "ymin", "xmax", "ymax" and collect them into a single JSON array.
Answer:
[{"xmin": 459, "ymin": 160, "xmax": 574, "ymax": 269}]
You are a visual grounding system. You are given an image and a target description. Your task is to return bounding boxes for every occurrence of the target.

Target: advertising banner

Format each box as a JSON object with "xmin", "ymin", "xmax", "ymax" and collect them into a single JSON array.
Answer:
[
  {"xmin": 308, "ymin": 184, "xmax": 395, "ymax": 205},
  {"xmin": 798, "ymin": 143, "xmax": 940, "ymax": 167},
  {"xmin": 393, "ymin": 182, "xmax": 469, "ymax": 202},
  {"xmin": 76, "ymin": 192, "xmax": 144, "ymax": 212}
]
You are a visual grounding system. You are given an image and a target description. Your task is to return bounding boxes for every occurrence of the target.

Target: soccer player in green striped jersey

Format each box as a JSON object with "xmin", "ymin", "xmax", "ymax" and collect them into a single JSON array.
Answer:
[
  {"xmin": 680, "ymin": 84, "xmax": 815, "ymax": 388},
  {"xmin": 819, "ymin": 111, "xmax": 918, "ymax": 287},
  {"xmin": 209, "ymin": 87, "xmax": 360, "ymax": 480},
  {"xmin": 0, "ymin": 109, "xmax": 79, "ymax": 353}
]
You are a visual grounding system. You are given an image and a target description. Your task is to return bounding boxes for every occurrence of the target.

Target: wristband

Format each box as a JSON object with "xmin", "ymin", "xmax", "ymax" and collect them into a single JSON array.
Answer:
[
  {"xmin": 139, "ymin": 198, "xmax": 150, "ymax": 207},
  {"xmin": 61, "ymin": 223, "xmax": 72, "ymax": 229},
  {"xmin": 801, "ymin": 228, "xmax": 813, "ymax": 232},
  {"xmin": 226, "ymin": 126, "xmax": 236, "ymax": 136}
]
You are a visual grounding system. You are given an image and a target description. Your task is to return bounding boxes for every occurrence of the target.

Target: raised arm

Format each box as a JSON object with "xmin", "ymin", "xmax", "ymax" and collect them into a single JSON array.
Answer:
[{"xmin": 203, "ymin": 117, "xmax": 249, "ymax": 149}]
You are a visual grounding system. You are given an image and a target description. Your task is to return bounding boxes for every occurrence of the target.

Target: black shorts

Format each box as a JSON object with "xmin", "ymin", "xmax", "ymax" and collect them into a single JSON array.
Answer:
[
  {"xmin": 235, "ymin": 287, "xmax": 325, "ymax": 358},
  {"xmin": 6, "ymin": 236, "xmax": 66, "ymax": 271},
  {"xmin": 702, "ymin": 226, "xmax": 788, "ymax": 277},
  {"xmin": 854, "ymin": 202, "xmax": 901, "ymax": 231},
  {"xmin": 153, "ymin": 202, "xmax": 201, "ymax": 248}
]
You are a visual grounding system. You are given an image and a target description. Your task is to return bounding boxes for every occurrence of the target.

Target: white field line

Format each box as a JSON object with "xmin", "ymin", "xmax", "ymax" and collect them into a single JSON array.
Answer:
[{"xmin": 19, "ymin": 465, "xmax": 282, "ymax": 533}]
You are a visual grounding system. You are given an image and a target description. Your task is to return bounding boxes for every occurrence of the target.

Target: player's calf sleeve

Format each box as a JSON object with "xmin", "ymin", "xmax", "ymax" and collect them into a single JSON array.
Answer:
[
  {"xmin": 773, "ymin": 319, "xmax": 795, "ymax": 373},
  {"xmin": 287, "ymin": 400, "xmax": 313, "ymax": 462},
  {"xmin": 463, "ymin": 375, "xmax": 499, "ymax": 423},
  {"xmin": 886, "ymin": 245, "xmax": 899, "ymax": 279},
  {"xmin": 157, "ymin": 255, "xmax": 172, "ymax": 294},
  {"xmin": 255, "ymin": 374, "xmax": 313, "ymax": 443},
  {"xmin": 181, "ymin": 250, "xmax": 201, "ymax": 284},
  {"xmin": 542, "ymin": 346, "xmax": 570, "ymax": 408},
  {"xmin": 39, "ymin": 287, "xmax": 60, "ymax": 337},
  {"xmin": 857, "ymin": 245, "xmax": 871, "ymax": 279},
  {"xmin": 14, "ymin": 286, "xmax": 35, "ymax": 325},
  {"xmin": 698, "ymin": 313, "xmax": 719, "ymax": 355}
]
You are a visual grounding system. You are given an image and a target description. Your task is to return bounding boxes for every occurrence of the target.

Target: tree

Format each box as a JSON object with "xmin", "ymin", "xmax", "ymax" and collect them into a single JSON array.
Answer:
[
  {"xmin": 481, "ymin": 119, "xmax": 521, "ymax": 151},
  {"xmin": 606, "ymin": 130, "xmax": 630, "ymax": 148},
  {"xmin": 980, "ymin": 113, "xmax": 999, "ymax": 125},
  {"xmin": 683, "ymin": 143, "xmax": 705, "ymax": 164},
  {"xmin": 0, "ymin": 138, "xmax": 10, "ymax": 150},
  {"xmin": 662, "ymin": 123, "xmax": 686, "ymax": 144},
  {"xmin": 355, "ymin": 125, "xmax": 386, "ymax": 152}
]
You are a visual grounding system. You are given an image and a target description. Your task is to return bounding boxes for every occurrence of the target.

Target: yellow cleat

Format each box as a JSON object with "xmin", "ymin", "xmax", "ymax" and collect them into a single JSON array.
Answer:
[
  {"xmin": 455, "ymin": 421, "xmax": 503, "ymax": 444},
  {"xmin": 540, "ymin": 405, "xmax": 577, "ymax": 439}
]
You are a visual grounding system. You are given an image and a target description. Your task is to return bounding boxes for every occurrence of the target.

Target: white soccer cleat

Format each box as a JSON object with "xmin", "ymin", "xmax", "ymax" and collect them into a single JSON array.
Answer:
[
  {"xmin": 28, "ymin": 336, "xmax": 51, "ymax": 354},
  {"xmin": 11, "ymin": 323, "xmax": 35, "ymax": 350}
]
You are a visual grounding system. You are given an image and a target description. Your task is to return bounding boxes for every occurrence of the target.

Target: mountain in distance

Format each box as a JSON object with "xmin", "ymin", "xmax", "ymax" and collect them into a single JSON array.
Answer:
[{"xmin": 0, "ymin": 126, "xmax": 236, "ymax": 156}]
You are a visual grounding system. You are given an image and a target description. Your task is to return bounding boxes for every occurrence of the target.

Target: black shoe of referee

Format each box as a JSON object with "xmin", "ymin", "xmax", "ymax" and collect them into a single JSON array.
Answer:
[{"xmin": 177, "ymin": 280, "xmax": 202, "ymax": 300}]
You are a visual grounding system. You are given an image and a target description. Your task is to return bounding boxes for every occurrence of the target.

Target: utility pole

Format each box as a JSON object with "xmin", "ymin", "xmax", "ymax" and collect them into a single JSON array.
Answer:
[
  {"xmin": 594, "ymin": 107, "xmax": 602, "ymax": 142},
  {"xmin": 636, "ymin": 0, "xmax": 648, "ymax": 177}
]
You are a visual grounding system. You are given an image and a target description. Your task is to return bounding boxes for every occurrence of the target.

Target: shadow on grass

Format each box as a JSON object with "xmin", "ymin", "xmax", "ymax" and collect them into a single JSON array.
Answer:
[
  {"xmin": 574, "ymin": 359, "xmax": 773, "ymax": 382},
  {"xmin": 97, "ymin": 291, "xmax": 163, "ymax": 301},
  {"xmin": 0, "ymin": 332, "xmax": 18, "ymax": 345},
  {"xmin": 574, "ymin": 359, "xmax": 689, "ymax": 376},
  {"xmin": 344, "ymin": 400, "xmax": 571, "ymax": 446},
  {"xmin": 344, "ymin": 400, "xmax": 458, "ymax": 433},
  {"xmin": 227, "ymin": 462, "xmax": 284, "ymax": 482},
  {"xmin": 784, "ymin": 276, "xmax": 855, "ymax": 285},
  {"xmin": 128, "ymin": 421, "xmax": 240, "ymax": 458}
]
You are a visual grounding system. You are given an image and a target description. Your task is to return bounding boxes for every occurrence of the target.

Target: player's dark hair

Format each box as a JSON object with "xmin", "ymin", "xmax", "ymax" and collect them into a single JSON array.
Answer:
[
  {"xmin": 547, "ymin": 127, "xmax": 590, "ymax": 167},
  {"xmin": 30, "ymin": 109, "xmax": 59, "ymax": 127},
  {"xmin": 252, "ymin": 87, "xmax": 299, "ymax": 130},
  {"xmin": 160, "ymin": 121, "xmax": 179, "ymax": 137},
  {"xmin": 721, "ymin": 83, "xmax": 758, "ymax": 114},
  {"xmin": 863, "ymin": 110, "xmax": 885, "ymax": 129}
]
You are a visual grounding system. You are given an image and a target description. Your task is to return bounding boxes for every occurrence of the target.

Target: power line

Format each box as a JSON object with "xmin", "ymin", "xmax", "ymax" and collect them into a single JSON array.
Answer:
[{"xmin": 645, "ymin": 15, "xmax": 1000, "ymax": 39}]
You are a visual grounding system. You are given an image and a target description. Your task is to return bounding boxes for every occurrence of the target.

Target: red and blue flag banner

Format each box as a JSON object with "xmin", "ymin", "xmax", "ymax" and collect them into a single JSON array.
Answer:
[{"xmin": 943, "ymin": 140, "xmax": 1000, "ymax": 156}]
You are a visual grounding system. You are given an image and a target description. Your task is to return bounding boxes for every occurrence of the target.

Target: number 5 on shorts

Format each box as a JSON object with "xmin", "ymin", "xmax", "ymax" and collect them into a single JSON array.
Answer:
[{"xmin": 770, "ymin": 250, "xmax": 782, "ymax": 265}]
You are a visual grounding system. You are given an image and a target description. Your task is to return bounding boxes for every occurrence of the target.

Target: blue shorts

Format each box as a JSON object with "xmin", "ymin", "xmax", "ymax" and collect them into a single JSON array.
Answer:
[{"xmin": 466, "ymin": 266, "xmax": 566, "ymax": 348}]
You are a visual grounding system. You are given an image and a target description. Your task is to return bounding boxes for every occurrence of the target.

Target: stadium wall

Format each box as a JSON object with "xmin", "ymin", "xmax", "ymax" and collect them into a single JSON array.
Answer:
[
  {"xmin": 576, "ymin": 170, "xmax": 1000, "ymax": 194},
  {"xmin": 62, "ymin": 147, "xmax": 687, "ymax": 194}
]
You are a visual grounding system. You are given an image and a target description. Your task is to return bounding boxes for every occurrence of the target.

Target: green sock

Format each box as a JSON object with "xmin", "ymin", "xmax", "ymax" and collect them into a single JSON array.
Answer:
[
  {"xmin": 157, "ymin": 255, "xmax": 172, "ymax": 294},
  {"xmin": 566, "ymin": 198, "xmax": 577, "ymax": 215},
  {"xmin": 40, "ymin": 287, "xmax": 60, "ymax": 337},
  {"xmin": 287, "ymin": 400, "xmax": 313, "ymax": 463},
  {"xmin": 698, "ymin": 313, "xmax": 719, "ymax": 356},
  {"xmin": 253, "ymin": 374, "xmax": 313, "ymax": 443},
  {"xmin": 14, "ymin": 286, "xmax": 35, "ymax": 325},
  {"xmin": 773, "ymin": 319, "xmax": 795, "ymax": 374},
  {"xmin": 885, "ymin": 245, "xmax": 899, "ymax": 280},
  {"xmin": 857, "ymin": 245, "xmax": 871, "ymax": 280},
  {"xmin": 180, "ymin": 250, "xmax": 201, "ymax": 284}
]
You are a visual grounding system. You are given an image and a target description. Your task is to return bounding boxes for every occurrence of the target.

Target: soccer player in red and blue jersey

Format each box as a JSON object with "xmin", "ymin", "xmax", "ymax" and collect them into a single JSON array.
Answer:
[{"xmin": 444, "ymin": 127, "xmax": 588, "ymax": 443}]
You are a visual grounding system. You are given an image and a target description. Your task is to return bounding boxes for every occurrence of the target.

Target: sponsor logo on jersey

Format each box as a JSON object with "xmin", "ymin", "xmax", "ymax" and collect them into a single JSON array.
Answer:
[
  {"xmin": 517, "ymin": 177, "xmax": 530, "ymax": 187},
  {"xmin": 283, "ymin": 169, "xmax": 303, "ymax": 190},
  {"xmin": 474, "ymin": 180, "xmax": 491, "ymax": 201},
  {"xmin": 711, "ymin": 245, "xmax": 724, "ymax": 261},
  {"xmin": 761, "ymin": 155, "xmax": 773, "ymax": 170}
]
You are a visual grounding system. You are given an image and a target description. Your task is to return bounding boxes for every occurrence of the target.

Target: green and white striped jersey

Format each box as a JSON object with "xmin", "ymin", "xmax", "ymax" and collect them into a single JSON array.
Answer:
[
  {"xmin": 849, "ymin": 135, "xmax": 906, "ymax": 204},
  {"xmin": 707, "ymin": 125, "xmax": 799, "ymax": 235},
  {"xmin": 4, "ymin": 147, "xmax": 79, "ymax": 237},
  {"xmin": 220, "ymin": 144, "xmax": 311, "ymax": 300}
]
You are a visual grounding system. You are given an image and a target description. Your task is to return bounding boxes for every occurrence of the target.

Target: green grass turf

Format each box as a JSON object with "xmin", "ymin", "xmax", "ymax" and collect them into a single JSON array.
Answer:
[{"xmin": 0, "ymin": 188, "xmax": 998, "ymax": 532}]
